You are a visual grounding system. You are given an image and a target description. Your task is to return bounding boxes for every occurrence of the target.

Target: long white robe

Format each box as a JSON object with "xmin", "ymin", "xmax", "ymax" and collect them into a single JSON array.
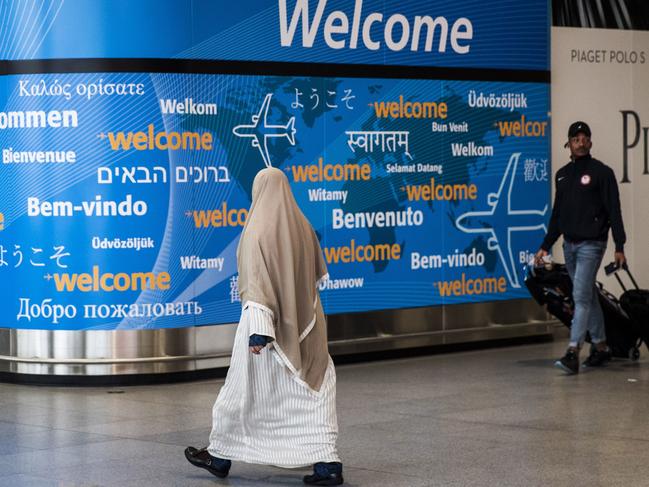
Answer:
[{"xmin": 208, "ymin": 302, "xmax": 340, "ymax": 468}]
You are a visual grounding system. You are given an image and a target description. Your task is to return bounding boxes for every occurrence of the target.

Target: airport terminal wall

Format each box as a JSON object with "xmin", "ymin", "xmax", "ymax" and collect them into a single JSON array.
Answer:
[
  {"xmin": 550, "ymin": 27, "xmax": 649, "ymax": 294},
  {"xmin": 0, "ymin": 0, "xmax": 559, "ymax": 381}
]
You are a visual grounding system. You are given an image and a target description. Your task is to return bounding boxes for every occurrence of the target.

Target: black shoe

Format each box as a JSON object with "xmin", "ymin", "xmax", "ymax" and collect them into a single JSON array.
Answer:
[
  {"xmin": 583, "ymin": 347, "xmax": 612, "ymax": 367},
  {"xmin": 554, "ymin": 348, "xmax": 579, "ymax": 374},
  {"xmin": 184, "ymin": 446, "xmax": 231, "ymax": 478},
  {"xmin": 303, "ymin": 462, "xmax": 344, "ymax": 485}
]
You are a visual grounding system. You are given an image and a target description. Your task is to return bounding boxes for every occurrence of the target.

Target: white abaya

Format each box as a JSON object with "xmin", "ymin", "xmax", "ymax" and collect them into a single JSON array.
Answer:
[{"xmin": 208, "ymin": 302, "xmax": 340, "ymax": 468}]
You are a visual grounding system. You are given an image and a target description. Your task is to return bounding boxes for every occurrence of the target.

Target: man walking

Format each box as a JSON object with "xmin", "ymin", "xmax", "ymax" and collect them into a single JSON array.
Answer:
[{"xmin": 535, "ymin": 121, "xmax": 626, "ymax": 374}]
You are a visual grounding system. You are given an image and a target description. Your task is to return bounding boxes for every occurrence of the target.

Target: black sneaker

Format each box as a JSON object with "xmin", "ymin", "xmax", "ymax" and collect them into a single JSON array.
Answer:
[
  {"xmin": 554, "ymin": 348, "xmax": 579, "ymax": 374},
  {"xmin": 583, "ymin": 347, "xmax": 612, "ymax": 367}
]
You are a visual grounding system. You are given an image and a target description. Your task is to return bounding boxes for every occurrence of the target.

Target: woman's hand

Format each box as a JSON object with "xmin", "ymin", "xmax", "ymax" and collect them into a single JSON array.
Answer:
[{"xmin": 249, "ymin": 334, "xmax": 270, "ymax": 354}]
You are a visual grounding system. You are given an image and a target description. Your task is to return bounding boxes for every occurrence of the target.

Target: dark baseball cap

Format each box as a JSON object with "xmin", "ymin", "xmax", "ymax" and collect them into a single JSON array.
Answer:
[{"xmin": 565, "ymin": 121, "xmax": 591, "ymax": 147}]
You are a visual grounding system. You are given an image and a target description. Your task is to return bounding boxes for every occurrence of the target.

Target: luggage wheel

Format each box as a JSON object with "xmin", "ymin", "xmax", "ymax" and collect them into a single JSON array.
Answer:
[{"xmin": 629, "ymin": 347, "xmax": 641, "ymax": 361}]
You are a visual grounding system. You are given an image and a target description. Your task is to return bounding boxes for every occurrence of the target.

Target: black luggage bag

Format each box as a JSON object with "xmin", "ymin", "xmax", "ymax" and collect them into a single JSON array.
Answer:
[
  {"xmin": 524, "ymin": 263, "xmax": 573, "ymax": 328},
  {"xmin": 595, "ymin": 281, "xmax": 640, "ymax": 359},
  {"xmin": 606, "ymin": 262, "xmax": 649, "ymax": 348},
  {"xmin": 525, "ymin": 263, "xmax": 641, "ymax": 360}
]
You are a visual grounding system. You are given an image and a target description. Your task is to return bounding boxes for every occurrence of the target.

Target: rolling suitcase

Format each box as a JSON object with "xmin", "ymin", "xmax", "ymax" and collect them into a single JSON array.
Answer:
[
  {"xmin": 606, "ymin": 262, "xmax": 649, "ymax": 349},
  {"xmin": 595, "ymin": 281, "xmax": 640, "ymax": 360}
]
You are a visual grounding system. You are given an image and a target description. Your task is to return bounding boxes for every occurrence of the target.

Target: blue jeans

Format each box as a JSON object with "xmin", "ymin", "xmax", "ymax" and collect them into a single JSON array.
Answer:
[{"xmin": 563, "ymin": 240, "xmax": 607, "ymax": 348}]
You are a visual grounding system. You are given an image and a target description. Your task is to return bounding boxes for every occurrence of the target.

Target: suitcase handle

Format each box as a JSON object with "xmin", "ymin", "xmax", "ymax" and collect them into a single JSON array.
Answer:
[{"xmin": 604, "ymin": 261, "xmax": 640, "ymax": 291}]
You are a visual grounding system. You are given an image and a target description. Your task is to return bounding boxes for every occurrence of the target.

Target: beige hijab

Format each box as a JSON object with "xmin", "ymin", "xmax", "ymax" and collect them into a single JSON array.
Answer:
[{"xmin": 237, "ymin": 167, "xmax": 329, "ymax": 392}]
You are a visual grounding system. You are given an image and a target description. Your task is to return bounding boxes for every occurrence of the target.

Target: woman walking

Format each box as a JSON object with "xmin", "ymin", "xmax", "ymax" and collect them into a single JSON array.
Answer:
[{"xmin": 185, "ymin": 167, "xmax": 343, "ymax": 486}]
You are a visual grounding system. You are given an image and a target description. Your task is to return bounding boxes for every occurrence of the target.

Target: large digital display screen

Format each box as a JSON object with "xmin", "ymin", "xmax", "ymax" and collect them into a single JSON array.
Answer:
[
  {"xmin": 0, "ymin": 0, "xmax": 550, "ymax": 330},
  {"xmin": 0, "ymin": 0, "xmax": 549, "ymax": 71},
  {"xmin": 1, "ymin": 73, "xmax": 550, "ymax": 329}
]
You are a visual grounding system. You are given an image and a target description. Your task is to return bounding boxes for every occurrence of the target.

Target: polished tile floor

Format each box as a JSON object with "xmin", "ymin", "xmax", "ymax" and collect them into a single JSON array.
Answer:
[{"xmin": 1, "ymin": 339, "xmax": 649, "ymax": 487}]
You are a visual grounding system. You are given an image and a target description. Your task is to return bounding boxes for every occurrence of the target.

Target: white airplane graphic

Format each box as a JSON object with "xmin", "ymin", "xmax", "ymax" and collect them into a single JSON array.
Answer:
[
  {"xmin": 455, "ymin": 152, "xmax": 548, "ymax": 288},
  {"xmin": 232, "ymin": 93, "xmax": 297, "ymax": 168}
]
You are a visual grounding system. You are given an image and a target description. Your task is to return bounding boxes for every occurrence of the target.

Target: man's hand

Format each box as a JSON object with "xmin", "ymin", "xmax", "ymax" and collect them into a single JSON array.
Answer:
[
  {"xmin": 249, "ymin": 345, "xmax": 265, "ymax": 355},
  {"xmin": 534, "ymin": 249, "xmax": 548, "ymax": 266},
  {"xmin": 614, "ymin": 251, "xmax": 626, "ymax": 268}
]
